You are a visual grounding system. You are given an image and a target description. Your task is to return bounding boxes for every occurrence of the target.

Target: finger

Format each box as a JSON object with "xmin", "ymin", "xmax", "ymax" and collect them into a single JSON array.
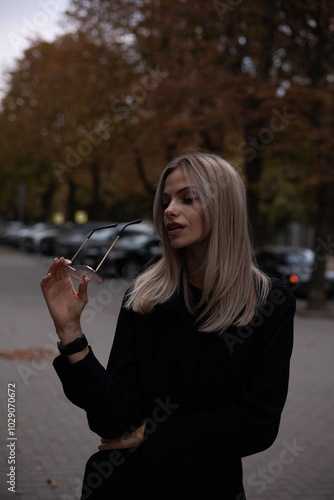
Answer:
[
  {"xmin": 100, "ymin": 438, "xmax": 110, "ymax": 444},
  {"xmin": 55, "ymin": 261, "xmax": 63, "ymax": 281},
  {"xmin": 97, "ymin": 440, "xmax": 133, "ymax": 451},
  {"xmin": 40, "ymin": 258, "xmax": 61, "ymax": 290},
  {"xmin": 78, "ymin": 278, "xmax": 89, "ymax": 304},
  {"xmin": 98, "ymin": 439, "xmax": 118, "ymax": 451},
  {"xmin": 44, "ymin": 257, "xmax": 60, "ymax": 277},
  {"xmin": 40, "ymin": 272, "xmax": 54, "ymax": 292},
  {"xmin": 42, "ymin": 257, "xmax": 69, "ymax": 280},
  {"xmin": 60, "ymin": 257, "xmax": 73, "ymax": 267},
  {"xmin": 98, "ymin": 435, "xmax": 141, "ymax": 451},
  {"xmin": 55, "ymin": 257, "xmax": 72, "ymax": 282}
]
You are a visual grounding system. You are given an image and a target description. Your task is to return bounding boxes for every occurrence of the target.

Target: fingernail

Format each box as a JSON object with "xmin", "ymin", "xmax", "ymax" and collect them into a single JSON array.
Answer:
[{"xmin": 65, "ymin": 259, "xmax": 72, "ymax": 265}]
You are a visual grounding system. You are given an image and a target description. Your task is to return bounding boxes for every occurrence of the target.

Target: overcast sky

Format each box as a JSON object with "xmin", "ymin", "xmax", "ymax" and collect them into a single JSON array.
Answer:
[{"xmin": 0, "ymin": 0, "xmax": 70, "ymax": 98}]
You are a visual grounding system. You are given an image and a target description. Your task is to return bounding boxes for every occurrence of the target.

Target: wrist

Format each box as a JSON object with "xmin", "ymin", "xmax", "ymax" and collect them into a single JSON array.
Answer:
[
  {"xmin": 56, "ymin": 323, "xmax": 82, "ymax": 345},
  {"xmin": 57, "ymin": 333, "xmax": 88, "ymax": 356}
]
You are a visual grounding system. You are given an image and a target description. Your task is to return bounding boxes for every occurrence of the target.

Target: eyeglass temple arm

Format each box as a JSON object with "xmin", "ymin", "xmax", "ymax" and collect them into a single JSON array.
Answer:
[
  {"xmin": 95, "ymin": 219, "xmax": 142, "ymax": 272},
  {"xmin": 70, "ymin": 223, "xmax": 118, "ymax": 262}
]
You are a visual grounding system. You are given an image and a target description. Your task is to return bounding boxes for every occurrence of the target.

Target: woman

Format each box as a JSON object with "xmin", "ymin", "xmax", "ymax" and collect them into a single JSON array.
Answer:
[{"xmin": 41, "ymin": 152, "xmax": 295, "ymax": 500}]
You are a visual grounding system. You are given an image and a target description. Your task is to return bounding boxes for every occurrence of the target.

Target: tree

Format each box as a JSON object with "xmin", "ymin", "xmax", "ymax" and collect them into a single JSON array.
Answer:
[
  {"xmin": 65, "ymin": 0, "xmax": 334, "ymax": 308},
  {"xmin": 270, "ymin": 0, "xmax": 334, "ymax": 309},
  {"xmin": 1, "ymin": 0, "xmax": 332, "ymax": 311},
  {"xmin": 0, "ymin": 32, "xmax": 136, "ymax": 221},
  {"xmin": 65, "ymin": 0, "xmax": 244, "ymax": 179}
]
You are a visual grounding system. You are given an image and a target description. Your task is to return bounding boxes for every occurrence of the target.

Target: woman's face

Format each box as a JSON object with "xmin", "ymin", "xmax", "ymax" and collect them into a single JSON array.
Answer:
[{"xmin": 161, "ymin": 167, "xmax": 206, "ymax": 253}]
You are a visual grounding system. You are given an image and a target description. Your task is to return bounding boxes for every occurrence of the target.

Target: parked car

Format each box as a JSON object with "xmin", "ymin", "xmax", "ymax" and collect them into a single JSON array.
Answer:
[
  {"xmin": 255, "ymin": 246, "xmax": 334, "ymax": 298},
  {"xmin": 37, "ymin": 222, "xmax": 76, "ymax": 255},
  {"xmin": 16, "ymin": 224, "xmax": 33, "ymax": 249},
  {"xmin": 54, "ymin": 222, "xmax": 111, "ymax": 260},
  {"xmin": 19, "ymin": 222, "xmax": 54, "ymax": 252},
  {"xmin": 1, "ymin": 221, "xmax": 25, "ymax": 247}
]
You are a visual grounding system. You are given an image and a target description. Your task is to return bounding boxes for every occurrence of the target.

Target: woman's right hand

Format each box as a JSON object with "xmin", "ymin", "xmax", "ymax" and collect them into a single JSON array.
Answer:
[{"xmin": 40, "ymin": 257, "xmax": 89, "ymax": 345}]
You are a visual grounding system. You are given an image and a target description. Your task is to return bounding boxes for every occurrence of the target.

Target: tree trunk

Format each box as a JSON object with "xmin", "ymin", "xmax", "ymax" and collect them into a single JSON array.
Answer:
[
  {"xmin": 40, "ymin": 178, "xmax": 56, "ymax": 222},
  {"xmin": 134, "ymin": 148, "xmax": 155, "ymax": 196},
  {"xmin": 89, "ymin": 160, "xmax": 102, "ymax": 220},
  {"xmin": 307, "ymin": 95, "xmax": 334, "ymax": 310},
  {"xmin": 242, "ymin": 95, "xmax": 267, "ymax": 246},
  {"xmin": 307, "ymin": 165, "xmax": 334, "ymax": 310},
  {"xmin": 66, "ymin": 181, "xmax": 76, "ymax": 221},
  {"xmin": 244, "ymin": 153, "xmax": 263, "ymax": 247}
]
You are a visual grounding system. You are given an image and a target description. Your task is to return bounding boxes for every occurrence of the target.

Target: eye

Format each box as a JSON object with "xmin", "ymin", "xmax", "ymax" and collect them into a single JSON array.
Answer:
[
  {"xmin": 183, "ymin": 197, "xmax": 199, "ymax": 204},
  {"xmin": 161, "ymin": 201, "xmax": 169, "ymax": 210}
]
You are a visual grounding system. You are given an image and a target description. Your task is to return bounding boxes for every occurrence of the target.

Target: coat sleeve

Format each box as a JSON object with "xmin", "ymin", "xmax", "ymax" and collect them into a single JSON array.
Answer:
[
  {"xmin": 53, "ymin": 303, "xmax": 142, "ymax": 438},
  {"xmin": 141, "ymin": 282, "xmax": 296, "ymax": 473}
]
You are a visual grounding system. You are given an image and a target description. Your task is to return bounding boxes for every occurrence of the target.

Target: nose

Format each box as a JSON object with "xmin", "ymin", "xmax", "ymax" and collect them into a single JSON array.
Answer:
[{"xmin": 164, "ymin": 198, "xmax": 179, "ymax": 216}]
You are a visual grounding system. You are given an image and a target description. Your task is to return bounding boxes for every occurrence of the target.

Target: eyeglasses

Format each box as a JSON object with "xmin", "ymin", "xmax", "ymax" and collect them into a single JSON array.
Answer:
[{"xmin": 63, "ymin": 219, "xmax": 142, "ymax": 282}]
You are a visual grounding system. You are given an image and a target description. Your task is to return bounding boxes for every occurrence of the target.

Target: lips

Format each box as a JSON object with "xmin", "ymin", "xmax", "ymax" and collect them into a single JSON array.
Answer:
[{"xmin": 166, "ymin": 222, "xmax": 185, "ymax": 236}]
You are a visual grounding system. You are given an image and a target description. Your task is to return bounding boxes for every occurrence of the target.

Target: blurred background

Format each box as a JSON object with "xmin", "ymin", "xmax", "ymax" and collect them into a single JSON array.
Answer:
[
  {"xmin": 1, "ymin": 3, "xmax": 334, "ymax": 499},
  {"xmin": 0, "ymin": 0, "xmax": 334, "ymax": 307}
]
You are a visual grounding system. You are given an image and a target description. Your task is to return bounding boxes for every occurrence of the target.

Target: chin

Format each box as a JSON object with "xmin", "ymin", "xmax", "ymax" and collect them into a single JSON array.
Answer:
[
  {"xmin": 170, "ymin": 241, "xmax": 186, "ymax": 249},
  {"xmin": 170, "ymin": 240, "xmax": 198, "ymax": 250}
]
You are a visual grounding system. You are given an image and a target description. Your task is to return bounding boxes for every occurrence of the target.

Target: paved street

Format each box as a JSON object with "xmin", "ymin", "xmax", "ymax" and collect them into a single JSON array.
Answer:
[{"xmin": 0, "ymin": 246, "xmax": 333, "ymax": 500}]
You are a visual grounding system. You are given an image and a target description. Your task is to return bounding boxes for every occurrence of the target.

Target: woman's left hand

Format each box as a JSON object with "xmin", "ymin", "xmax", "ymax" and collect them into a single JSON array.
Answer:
[{"xmin": 98, "ymin": 423, "xmax": 146, "ymax": 451}]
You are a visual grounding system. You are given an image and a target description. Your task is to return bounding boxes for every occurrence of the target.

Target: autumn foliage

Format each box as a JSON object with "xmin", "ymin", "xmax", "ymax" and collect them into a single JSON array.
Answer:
[{"xmin": 0, "ymin": 0, "xmax": 333, "ymax": 306}]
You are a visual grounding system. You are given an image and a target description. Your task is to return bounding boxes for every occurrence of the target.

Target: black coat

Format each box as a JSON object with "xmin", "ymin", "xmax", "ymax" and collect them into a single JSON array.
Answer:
[{"xmin": 53, "ymin": 278, "xmax": 295, "ymax": 500}]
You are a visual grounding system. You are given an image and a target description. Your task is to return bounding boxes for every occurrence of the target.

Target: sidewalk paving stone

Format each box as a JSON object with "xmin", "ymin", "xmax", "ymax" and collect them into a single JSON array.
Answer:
[{"xmin": 0, "ymin": 247, "xmax": 333, "ymax": 499}]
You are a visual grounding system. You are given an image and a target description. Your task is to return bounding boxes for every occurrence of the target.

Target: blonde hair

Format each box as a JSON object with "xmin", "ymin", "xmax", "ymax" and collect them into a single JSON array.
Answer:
[{"xmin": 125, "ymin": 151, "xmax": 269, "ymax": 333}]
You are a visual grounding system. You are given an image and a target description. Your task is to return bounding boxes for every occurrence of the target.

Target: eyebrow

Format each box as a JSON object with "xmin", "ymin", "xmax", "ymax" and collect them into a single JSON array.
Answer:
[{"xmin": 162, "ymin": 186, "xmax": 199, "ymax": 197}]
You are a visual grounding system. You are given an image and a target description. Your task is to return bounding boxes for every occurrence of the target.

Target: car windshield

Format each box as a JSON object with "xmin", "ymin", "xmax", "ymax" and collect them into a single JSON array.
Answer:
[
  {"xmin": 117, "ymin": 234, "xmax": 150, "ymax": 249},
  {"xmin": 282, "ymin": 249, "xmax": 314, "ymax": 266},
  {"xmin": 89, "ymin": 227, "xmax": 117, "ymax": 242}
]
